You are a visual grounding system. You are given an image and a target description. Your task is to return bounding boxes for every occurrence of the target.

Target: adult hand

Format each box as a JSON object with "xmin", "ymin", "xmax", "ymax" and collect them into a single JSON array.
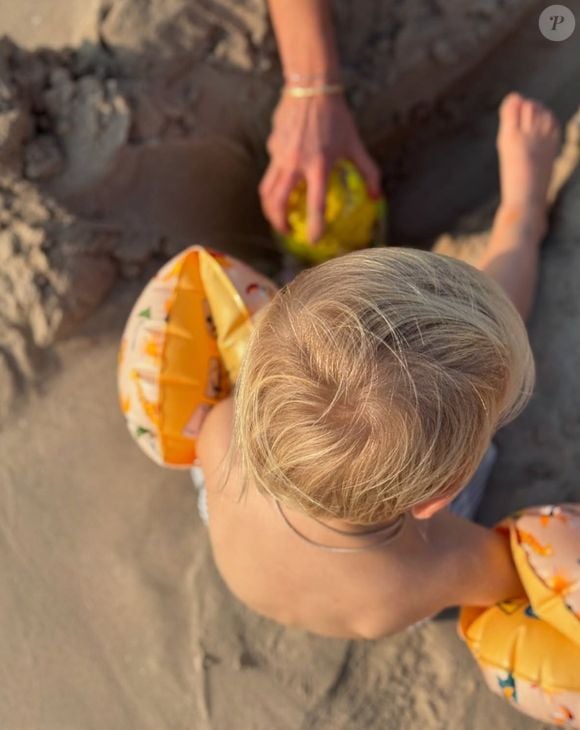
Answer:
[{"xmin": 260, "ymin": 93, "xmax": 381, "ymax": 243}]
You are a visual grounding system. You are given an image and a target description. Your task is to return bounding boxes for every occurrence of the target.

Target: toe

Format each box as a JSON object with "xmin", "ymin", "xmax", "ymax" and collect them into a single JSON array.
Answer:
[
  {"xmin": 520, "ymin": 99, "xmax": 538, "ymax": 133},
  {"xmin": 540, "ymin": 111, "xmax": 557, "ymax": 136},
  {"xmin": 500, "ymin": 92, "xmax": 523, "ymax": 121},
  {"xmin": 531, "ymin": 103, "xmax": 560, "ymax": 139}
]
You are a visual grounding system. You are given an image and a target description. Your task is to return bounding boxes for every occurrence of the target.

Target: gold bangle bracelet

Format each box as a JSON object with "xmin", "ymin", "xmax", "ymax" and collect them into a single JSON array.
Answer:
[{"xmin": 284, "ymin": 83, "xmax": 345, "ymax": 99}]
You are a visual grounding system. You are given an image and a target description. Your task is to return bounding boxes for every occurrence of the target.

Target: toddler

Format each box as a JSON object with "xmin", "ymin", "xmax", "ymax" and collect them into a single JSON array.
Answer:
[{"xmin": 196, "ymin": 93, "xmax": 561, "ymax": 638}]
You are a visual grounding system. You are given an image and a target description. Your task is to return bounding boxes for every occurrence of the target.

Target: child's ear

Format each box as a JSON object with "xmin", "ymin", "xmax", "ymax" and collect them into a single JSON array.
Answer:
[{"xmin": 411, "ymin": 493, "xmax": 455, "ymax": 520}]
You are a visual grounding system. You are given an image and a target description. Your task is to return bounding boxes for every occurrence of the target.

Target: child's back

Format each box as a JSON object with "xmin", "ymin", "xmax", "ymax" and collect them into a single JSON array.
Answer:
[
  {"xmin": 200, "ymin": 393, "xmax": 528, "ymax": 638},
  {"xmin": 200, "ymin": 396, "xmax": 447, "ymax": 638}
]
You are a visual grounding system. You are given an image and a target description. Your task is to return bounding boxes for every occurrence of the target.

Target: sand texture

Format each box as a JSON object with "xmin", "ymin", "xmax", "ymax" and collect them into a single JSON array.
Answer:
[{"xmin": 1, "ymin": 0, "xmax": 580, "ymax": 728}]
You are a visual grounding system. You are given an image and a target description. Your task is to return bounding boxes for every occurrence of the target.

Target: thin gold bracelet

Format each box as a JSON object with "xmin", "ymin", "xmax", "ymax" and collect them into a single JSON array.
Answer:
[{"xmin": 284, "ymin": 83, "xmax": 345, "ymax": 99}]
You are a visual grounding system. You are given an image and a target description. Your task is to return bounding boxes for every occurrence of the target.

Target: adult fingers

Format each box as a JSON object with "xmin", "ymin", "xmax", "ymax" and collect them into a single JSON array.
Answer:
[
  {"xmin": 306, "ymin": 158, "xmax": 331, "ymax": 243},
  {"xmin": 350, "ymin": 143, "xmax": 382, "ymax": 199},
  {"xmin": 261, "ymin": 167, "xmax": 301, "ymax": 234},
  {"xmin": 259, "ymin": 162, "xmax": 279, "ymax": 201}
]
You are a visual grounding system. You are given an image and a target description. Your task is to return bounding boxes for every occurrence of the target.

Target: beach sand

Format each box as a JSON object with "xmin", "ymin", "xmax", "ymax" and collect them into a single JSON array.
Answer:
[{"xmin": 1, "ymin": 1, "xmax": 580, "ymax": 728}]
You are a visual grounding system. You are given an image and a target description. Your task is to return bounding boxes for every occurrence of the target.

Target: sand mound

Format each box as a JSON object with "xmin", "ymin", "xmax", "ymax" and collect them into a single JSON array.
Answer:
[{"xmin": 0, "ymin": 174, "xmax": 118, "ymax": 416}]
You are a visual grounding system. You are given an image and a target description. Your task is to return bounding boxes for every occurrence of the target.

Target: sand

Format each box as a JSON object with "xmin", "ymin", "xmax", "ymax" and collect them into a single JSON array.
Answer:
[{"xmin": 1, "ymin": 0, "xmax": 580, "ymax": 728}]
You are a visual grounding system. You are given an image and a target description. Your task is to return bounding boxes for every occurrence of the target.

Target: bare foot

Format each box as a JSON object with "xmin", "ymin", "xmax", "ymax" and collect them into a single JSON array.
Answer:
[{"xmin": 497, "ymin": 93, "xmax": 561, "ymax": 226}]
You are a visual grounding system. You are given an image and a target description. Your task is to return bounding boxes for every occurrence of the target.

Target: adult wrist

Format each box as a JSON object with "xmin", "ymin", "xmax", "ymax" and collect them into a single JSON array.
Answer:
[
  {"xmin": 284, "ymin": 69, "xmax": 342, "ymax": 86},
  {"xmin": 283, "ymin": 82, "xmax": 345, "ymax": 99}
]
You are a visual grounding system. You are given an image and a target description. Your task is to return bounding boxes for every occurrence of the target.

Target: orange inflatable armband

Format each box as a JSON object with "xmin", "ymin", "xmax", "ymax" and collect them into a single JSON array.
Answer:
[
  {"xmin": 118, "ymin": 246, "xmax": 277, "ymax": 467},
  {"xmin": 460, "ymin": 505, "xmax": 580, "ymax": 727}
]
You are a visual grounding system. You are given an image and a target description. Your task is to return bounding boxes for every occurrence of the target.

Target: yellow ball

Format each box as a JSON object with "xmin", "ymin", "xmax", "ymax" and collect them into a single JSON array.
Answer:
[{"xmin": 279, "ymin": 160, "xmax": 386, "ymax": 264}]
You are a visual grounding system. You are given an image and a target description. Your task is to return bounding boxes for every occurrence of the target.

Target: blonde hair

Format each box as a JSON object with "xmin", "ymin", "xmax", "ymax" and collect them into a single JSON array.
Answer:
[{"xmin": 231, "ymin": 248, "xmax": 535, "ymax": 524}]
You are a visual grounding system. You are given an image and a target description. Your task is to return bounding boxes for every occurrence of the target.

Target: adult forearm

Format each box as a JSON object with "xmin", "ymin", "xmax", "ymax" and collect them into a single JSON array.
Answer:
[
  {"xmin": 261, "ymin": 1, "xmax": 380, "ymax": 240},
  {"xmin": 267, "ymin": 0, "xmax": 341, "ymax": 79}
]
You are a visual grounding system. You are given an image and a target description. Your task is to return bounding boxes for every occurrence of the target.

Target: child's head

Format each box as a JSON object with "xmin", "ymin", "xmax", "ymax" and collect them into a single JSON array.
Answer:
[{"xmin": 233, "ymin": 248, "xmax": 534, "ymax": 524}]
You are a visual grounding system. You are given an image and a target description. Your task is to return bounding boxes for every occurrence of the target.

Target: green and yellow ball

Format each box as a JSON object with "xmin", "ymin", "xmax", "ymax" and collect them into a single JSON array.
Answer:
[{"xmin": 278, "ymin": 160, "xmax": 387, "ymax": 265}]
